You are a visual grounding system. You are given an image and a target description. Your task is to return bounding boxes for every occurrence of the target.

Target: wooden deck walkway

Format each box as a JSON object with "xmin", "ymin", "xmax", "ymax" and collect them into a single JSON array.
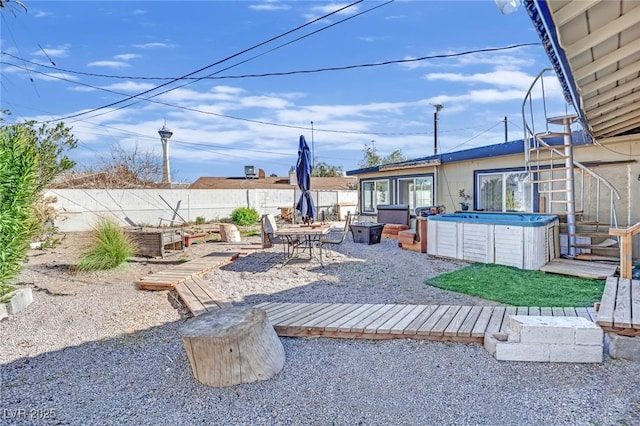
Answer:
[
  {"xmin": 136, "ymin": 244, "xmax": 261, "ymax": 291},
  {"xmin": 596, "ymin": 276, "xmax": 640, "ymax": 336},
  {"xmin": 175, "ymin": 275, "xmax": 232, "ymax": 316},
  {"xmin": 254, "ymin": 302, "xmax": 598, "ymax": 343}
]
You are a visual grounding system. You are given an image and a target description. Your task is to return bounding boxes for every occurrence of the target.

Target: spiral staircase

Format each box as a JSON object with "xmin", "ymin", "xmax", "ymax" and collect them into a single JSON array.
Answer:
[{"xmin": 522, "ymin": 69, "xmax": 621, "ymax": 269}]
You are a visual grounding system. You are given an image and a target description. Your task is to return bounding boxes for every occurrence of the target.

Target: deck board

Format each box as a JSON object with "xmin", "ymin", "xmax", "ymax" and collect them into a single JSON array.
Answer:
[
  {"xmin": 258, "ymin": 302, "xmax": 603, "ymax": 343},
  {"xmin": 403, "ymin": 305, "xmax": 438, "ymax": 335},
  {"xmin": 457, "ymin": 306, "xmax": 482, "ymax": 337}
]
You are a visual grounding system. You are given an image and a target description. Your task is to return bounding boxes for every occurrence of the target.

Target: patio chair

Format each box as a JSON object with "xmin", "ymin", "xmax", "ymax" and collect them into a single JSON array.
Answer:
[
  {"xmin": 261, "ymin": 214, "xmax": 298, "ymax": 258},
  {"xmin": 319, "ymin": 212, "xmax": 352, "ymax": 258}
]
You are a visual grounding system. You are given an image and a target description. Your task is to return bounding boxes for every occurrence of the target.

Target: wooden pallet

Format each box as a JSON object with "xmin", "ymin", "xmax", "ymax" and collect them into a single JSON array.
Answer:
[
  {"xmin": 596, "ymin": 276, "xmax": 640, "ymax": 336},
  {"xmin": 254, "ymin": 302, "xmax": 598, "ymax": 343}
]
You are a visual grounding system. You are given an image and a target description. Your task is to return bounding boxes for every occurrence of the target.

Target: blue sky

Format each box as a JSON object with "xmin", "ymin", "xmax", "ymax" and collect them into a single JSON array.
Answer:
[{"xmin": 1, "ymin": 1, "xmax": 569, "ymax": 182}]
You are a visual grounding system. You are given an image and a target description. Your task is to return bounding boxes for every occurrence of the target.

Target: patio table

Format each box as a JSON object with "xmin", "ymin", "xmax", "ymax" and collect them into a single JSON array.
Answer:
[{"xmin": 274, "ymin": 223, "xmax": 332, "ymax": 266}]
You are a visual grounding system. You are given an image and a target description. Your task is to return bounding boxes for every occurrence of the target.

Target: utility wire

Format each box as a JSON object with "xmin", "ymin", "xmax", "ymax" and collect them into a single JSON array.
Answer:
[
  {"xmin": 48, "ymin": 0, "xmax": 393, "ymax": 125},
  {"xmin": 42, "ymin": 1, "xmax": 365, "ymax": 123},
  {"xmin": 1, "ymin": 42, "xmax": 540, "ymax": 82},
  {"xmin": 3, "ymin": 60, "xmax": 522, "ymax": 138}
]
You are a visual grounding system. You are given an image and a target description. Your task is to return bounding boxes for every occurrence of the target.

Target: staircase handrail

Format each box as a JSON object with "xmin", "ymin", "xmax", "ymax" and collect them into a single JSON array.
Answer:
[
  {"xmin": 609, "ymin": 222, "xmax": 640, "ymax": 279},
  {"xmin": 522, "ymin": 68, "xmax": 621, "ymax": 202},
  {"xmin": 534, "ymin": 138, "xmax": 622, "ymax": 201}
]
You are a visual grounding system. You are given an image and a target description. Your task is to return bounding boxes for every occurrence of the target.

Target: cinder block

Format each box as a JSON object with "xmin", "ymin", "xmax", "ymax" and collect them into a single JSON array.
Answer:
[
  {"xmin": 508, "ymin": 315, "xmax": 599, "ymax": 345},
  {"xmin": 6, "ymin": 288, "xmax": 33, "ymax": 315},
  {"xmin": 494, "ymin": 342, "xmax": 550, "ymax": 362},
  {"xmin": 0, "ymin": 303, "xmax": 7, "ymax": 320},
  {"xmin": 549, "ymin": 344, "xmax": 602, "ymax": 363},
  {"xmin": 575, "ymin": 326, "xmax": 603, "ymax": 346},
  {"xmin": 606, "ymin": 334, "xmax": 640, "ymax": 361}
]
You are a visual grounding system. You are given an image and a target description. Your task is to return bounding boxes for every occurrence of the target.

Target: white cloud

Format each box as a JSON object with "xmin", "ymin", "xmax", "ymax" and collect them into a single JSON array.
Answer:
[
  {"xmin": 34, "ymin": 10, "xmax": 52, "ymax": 18},
  {"xmin": 133, "ymin": 9, "xmax": 147, "ymax": 15},
  {"xmin": 102, "ymin": 81, "xmax": 157, "ymax": 92},
  {"xmin": 213, "ymin": 86, "xmax": 246, "ymax": 95},
  {"xmin": 311, "ymin": 3, "xmax": 359, "ymax": 15},
  {"xmin": 31, "ymin": 44, "xmax": 70, "ymax": 58},
  {"xmin": 425, "ymin": 70, "xmax": 536, "ymax": 91},
  {"xmin": 87, "ymin": 60, "xmax": 130, "ymax": 68},
  {"xmin": 132, "ymin": 42, "xmax": 173, "ymax": 49},
  {"xmin": 114, "ymin": 53, "xmax": 141, "ymax": 61},
  {"xmin": 249, "ymin": 1, "xmax": 291, "ymax": 11},
  {"xmin": 35, "ymin": 72, "xmax": 78, "ymax": 82}
]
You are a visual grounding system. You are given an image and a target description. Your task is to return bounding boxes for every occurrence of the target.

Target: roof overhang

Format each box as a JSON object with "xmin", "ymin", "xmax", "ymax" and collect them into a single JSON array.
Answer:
[
  {"xmin": 526, "ymin": 0, "xmax": 640, "ymax": 140},
  {"xmin": 378, "ymin": 159, "xmax": 441, "ymax": 172}
]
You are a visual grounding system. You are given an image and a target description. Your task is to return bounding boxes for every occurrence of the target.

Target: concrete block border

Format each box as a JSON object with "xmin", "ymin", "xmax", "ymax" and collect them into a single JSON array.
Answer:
[{"xmin": 0, "ymin": 287, "xmax": 33, "ymax": 319}]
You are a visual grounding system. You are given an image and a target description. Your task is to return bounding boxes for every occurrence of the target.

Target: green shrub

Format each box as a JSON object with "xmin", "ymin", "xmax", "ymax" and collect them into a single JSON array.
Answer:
[
  {"xmin": 230, "ymin": 207, "xmax": 259, "ymax": 226},
  {"xmin": 195, "ymin": 216, "xmax": 206, "ymax": 225},
  {"xmin": 0, "ymin": 125, "xmax": 41, "ymax": 297},
  {"xmin": 77, "ymin": 219, "xmax": 136, "ymax": 271}
]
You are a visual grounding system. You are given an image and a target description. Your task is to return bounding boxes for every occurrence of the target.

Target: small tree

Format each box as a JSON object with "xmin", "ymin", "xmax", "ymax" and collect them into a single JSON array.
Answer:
[
  {"xmin": 88, "ymin": 143, "xmax": 162, "ymax": 188},
  {"xmin": 312, "ymin": 162, "xmax": 344, "ymax": 177},
  {"xmin": 359, "ymin": 141, "xmax": 407, "ymax": 168}
]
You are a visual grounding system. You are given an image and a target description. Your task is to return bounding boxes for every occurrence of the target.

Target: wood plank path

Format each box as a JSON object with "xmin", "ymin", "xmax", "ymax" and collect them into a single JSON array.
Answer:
[
  {"xmin": 136, "ymin": 244, "xmax": 261, "ymax": 291},
  {"xmin": 596, "ymin": 276, "xmax": 640, "ymax": 336},
  {"xmin": 254, "ymin": 302, "xmax": 598, "ymax": 343}
]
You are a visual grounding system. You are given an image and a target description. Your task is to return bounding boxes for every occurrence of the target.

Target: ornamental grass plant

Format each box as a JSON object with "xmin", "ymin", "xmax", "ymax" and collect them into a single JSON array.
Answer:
[{"xmin": 77, "ymin": 219, "xmax": 137, "ymax": 272}]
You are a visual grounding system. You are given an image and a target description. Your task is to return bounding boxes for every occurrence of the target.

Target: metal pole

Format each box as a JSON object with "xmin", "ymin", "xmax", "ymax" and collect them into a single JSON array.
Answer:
[
  {"xmin": 434, "ymin": 104, "xmax": 443, "ymax": 156},
  {"xmin": 310, "ymin": 121, "xmax": 315, "ymax": 172},
  {"xmin": 434, "ymin": 111, "xmax": 438, "ymax": 155},
  {"xmin": 504, "ymin": 116, "xmax": 508, "ymax": 142}
]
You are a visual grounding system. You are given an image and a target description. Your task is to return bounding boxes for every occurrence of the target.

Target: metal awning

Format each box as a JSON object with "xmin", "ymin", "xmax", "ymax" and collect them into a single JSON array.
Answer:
[{"xmin": 527, "ymin": 0, "xmax": 640, "ymax": 141}]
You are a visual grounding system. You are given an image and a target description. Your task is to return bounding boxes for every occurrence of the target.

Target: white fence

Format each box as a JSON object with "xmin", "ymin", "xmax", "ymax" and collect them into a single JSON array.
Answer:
[{"xmin": 46, "ymin": 188, "xmax": 358, "ymax": 232}]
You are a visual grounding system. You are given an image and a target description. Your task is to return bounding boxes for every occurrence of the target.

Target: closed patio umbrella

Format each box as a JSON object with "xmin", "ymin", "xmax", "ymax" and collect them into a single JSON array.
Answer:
[{"xmin": 295, "ymin": 135, "xmax": 315, "ymax": 224}]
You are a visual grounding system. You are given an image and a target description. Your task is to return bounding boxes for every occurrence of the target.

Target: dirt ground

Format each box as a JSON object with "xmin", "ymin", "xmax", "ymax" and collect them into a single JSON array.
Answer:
[{"xmin": 13, "ymin": 224, "xmax": 259, "ymax": 295}]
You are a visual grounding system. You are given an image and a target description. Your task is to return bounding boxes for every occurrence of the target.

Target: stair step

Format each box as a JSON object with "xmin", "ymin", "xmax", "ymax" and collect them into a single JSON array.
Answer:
[
  {"xmin": 547, "ymin": 114, "xmax": 578, "ymax": 125},
  {"xmin": 529, "ymin": 144, "xmax": 572, "ymax": 150},
  {"xmin": 528, "ymin": 155, "xmax": 573, "ymax": 161},
  {"xmin": 531, "ymin": 178, "xmax": 573, "ymax": 184},
  {"xmin": 539, "ymin": 189, "xmax": 571, "ymax": 193},
  {"xmin": 535, "ymin": 132, "xmax": 571, "ymax": 138},
  {"xmin": 527, "ymin": 166, "xmax": 573, "ymax": 172},
  {"xmin": 574, "ymin": 232, "xmax": 615, "ymax": 238}
]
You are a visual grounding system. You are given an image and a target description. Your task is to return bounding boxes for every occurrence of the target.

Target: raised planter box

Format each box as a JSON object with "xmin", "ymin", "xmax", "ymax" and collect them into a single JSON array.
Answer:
[
  {"xmin": 127, "ymin": 228, "xmax": 184, "ymax": 258},
  {"xmin": 184, "ymin": 233, "xmax": 207, "ymax": 247},
  {"xmin": 350, "ymin": 223, "xmax": 384, "ymax": 245}
]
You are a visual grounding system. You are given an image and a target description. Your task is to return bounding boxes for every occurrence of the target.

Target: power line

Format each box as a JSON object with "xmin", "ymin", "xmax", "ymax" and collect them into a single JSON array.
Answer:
[
  {"xmin": 2, "ymin": 60, "xmax": 526, "ymax": 138},
  {"xmin": 42, "ymin": 1, "xmax": 365, "ymax": 124},
  {"xmin": 1, "ymin": 42, "xmax": 540, "ymax": 82}
]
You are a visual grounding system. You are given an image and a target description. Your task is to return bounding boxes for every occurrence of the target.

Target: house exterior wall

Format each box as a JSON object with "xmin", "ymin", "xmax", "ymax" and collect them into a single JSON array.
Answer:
[
  {"xmin": 353, "ymin": 136, "xmax": 640, "ymax": 255},
  {"xmin": 46, "ymin": 188, "xmax": 358, "ymax": 232}
]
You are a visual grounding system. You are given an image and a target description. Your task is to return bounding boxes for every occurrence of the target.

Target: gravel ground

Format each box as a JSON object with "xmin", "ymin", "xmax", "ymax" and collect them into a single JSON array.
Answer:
[{"xmin": 1, "ymin": 230, "xmax": 639, "ymax": 425}]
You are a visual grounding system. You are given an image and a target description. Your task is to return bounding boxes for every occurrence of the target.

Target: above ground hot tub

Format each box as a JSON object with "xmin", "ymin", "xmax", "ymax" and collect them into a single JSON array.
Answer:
[{"xmin": 427, "ymin": 212, "xmax": 559, "ymax": 270}]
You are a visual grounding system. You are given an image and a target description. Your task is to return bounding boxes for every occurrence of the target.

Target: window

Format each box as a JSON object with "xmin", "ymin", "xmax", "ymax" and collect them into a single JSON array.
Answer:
[
  {"xmin": 476, "ymin": 170, "xmax": 532, "ymax": 212},
  {"xmin": 397, "ymin": 175, "xmax": 434, "ymax": 211},
  {"xmin": 361, "ymin": 179, "xmax": 390, "ymax": 213}
]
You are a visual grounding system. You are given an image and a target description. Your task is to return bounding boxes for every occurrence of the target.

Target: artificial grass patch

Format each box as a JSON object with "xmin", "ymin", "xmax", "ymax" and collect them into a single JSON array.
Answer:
[{"xmin": 426, "ymin": 263, "xmax": 605, "ymax": 307}]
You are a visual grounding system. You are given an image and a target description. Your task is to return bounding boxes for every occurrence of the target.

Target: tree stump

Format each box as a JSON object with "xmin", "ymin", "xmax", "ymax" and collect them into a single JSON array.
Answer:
[
  {"xmin": 180, "ymin": 307, "xmax": 285, "ymax": 387},
  {"xmin": 219, "ymin": 224, "xmax": 241, "ymax": 243}
]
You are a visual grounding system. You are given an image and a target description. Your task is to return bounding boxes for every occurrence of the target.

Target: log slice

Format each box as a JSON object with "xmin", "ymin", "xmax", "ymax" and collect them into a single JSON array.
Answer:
[{"xmin": 180, "ymin": 307, "xmax": 285, "ymax": 387}]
